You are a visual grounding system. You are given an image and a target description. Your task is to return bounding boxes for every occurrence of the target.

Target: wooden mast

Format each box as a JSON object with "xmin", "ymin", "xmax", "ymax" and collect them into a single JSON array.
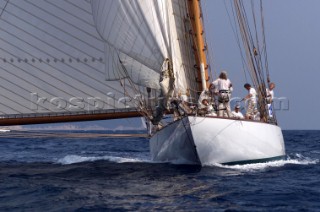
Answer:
[{"xmin": 188, "ymin": 0, "xmax": 210, "ymax": 91}]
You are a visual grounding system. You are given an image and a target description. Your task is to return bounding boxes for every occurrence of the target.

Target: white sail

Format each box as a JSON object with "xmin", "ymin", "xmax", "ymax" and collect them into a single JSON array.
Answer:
[
  {"xmin": 91, "ymin": 0, "xmax": 198, "ymax": 97},
  {"xmin": 0, "ymin": 0, "xmax": 140, "ymax": 116},
  {"xmin": 0, "ymin": 0, "xmax": 198, "ymax": 120},
  {"xmin": 168, "ymin": 0, "xmax": 199, "ymax": 97},
  {"xmin": 91, "ymin": 0, "xmax": 170, "ymax": 72}
]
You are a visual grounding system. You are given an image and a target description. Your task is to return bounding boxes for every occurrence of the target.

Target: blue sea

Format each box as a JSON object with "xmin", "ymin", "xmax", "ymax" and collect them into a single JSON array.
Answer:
[{"xmin": 0, "ymin": 130, "xmax": 319, "ymax": 211}]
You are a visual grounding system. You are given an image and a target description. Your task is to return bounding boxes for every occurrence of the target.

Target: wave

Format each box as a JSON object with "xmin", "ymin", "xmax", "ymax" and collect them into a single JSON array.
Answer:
[
  {"xmin": 310, "ymin": 150, "xmax": 320, "ymax": 154},
  {"xmin": 54, "ymin": 153, "xmax": 319, "ymax": 168},
  {"xmin": 204, "ymin": 153, "xmax": 319, "ymax": 171},
  {"xmin": 57, "ymin": 155, "xmax": 150, "ymax": 165}
]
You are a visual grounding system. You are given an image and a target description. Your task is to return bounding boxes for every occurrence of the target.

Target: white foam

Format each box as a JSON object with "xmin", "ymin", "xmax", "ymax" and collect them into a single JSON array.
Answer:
[
  {"xmin": 57, "ymin": 155, "xmax": 149, "ymax": 165},
  {"xmin": 57, "ymin": 153, "xmax": 319, "ymax": 168},
  {"xmin": 204, "ymin": 154, "xmax": 318, "ymax": 171}
]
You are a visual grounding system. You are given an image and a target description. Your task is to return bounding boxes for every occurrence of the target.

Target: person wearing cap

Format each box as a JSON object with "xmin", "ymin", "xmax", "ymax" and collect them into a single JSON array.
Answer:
[
  {"xmin": 212, "ymin": 71, "xmax": 233, "ymax": 117},
  {"xmin": 232, "ymin": 105, "xmax": 244, "ymax": 119},
  {"xmin": 243, "ymin": 83, "xmax": 257, "ymax": 119}
]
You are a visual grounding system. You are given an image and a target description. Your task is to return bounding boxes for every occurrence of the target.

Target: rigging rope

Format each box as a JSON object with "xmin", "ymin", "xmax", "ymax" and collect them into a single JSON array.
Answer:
[
  {"xmin": 260, "ymin": 0, "xmax": 270, "ymax": 82},
  {"xmin": 118, "ymin": 59, "xmax": 152, "ymax": 120},
  {"xmin": 232, "ymin": 0, "xmax": 274, "ymax": 121},
  {"xmin": 224, "ymin": 0, "xmax": 248, "ymax": 82}
]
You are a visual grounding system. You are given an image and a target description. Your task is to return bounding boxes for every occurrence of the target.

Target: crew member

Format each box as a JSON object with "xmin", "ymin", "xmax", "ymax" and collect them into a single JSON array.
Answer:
[
  {"xmin": 266, "ymin": 82, "xmax": 275, "ymax": 118},
  {"xmin": 212, "ymin": 71, "xmax": 233, "ymax": 117},
  {"xmin": 253, "ymin": 108, "xmax": 261, "ymax": 121},
  {"xmin": 243, "ymin": 83, "xmax": 257, "ymax": 119},
  {"xmin": 232, "ymin": 105, "xmax": 244, "ymax": 119}
]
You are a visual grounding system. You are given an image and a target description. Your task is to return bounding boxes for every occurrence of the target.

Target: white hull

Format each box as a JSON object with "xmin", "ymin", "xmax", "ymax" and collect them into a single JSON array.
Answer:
[{"xmin": 150, "ymin": 116, "xmax": 285, "ymax": 165}]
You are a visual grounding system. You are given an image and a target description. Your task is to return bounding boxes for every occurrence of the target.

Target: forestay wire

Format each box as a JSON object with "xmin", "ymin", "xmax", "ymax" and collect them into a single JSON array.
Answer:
[{"xmin": 224, "ymin": 0, "xmax": 248, "ymax": 82}]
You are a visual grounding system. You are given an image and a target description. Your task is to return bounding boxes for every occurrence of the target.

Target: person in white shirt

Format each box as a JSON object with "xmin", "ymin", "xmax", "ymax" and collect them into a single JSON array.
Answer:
[
  {"xmin": 212, "ymin": 71, "xmax": 233, "ymax": 117},
  {"xmin": 198, "ymin": 89, "xmax": 212, "ymax": 109},
  {"xmin": 253, "ymin": 108, "xmax": 261, "ymax": 121},
  {"xmin": 266, "ymin": 82, "xmax": 275, "ymax": 103},
  {"xmin": 232, "ymin": 105, "xmax": 244, "ymax": 119},
  {"xmin": 266, "ymin": 82, "xmax": 275, "ymax": 118},
  {"xmin": 208, "ymin": 82, "xmax": 218, "ymax": 112},
  {"xmin": 197, "ymin": 99, "xmax": 216, "ymax": 116},
  {"xmin": 243, "ymin": 83, "xmax": 257, "ymax": 119}
]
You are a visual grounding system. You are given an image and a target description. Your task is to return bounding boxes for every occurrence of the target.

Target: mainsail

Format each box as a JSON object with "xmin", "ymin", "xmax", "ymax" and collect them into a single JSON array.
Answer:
[
  {"xmin": 0, "ymin": 0, "xmax": 121, "ymax": 115},
  {"xmin": 0, "ymin": 0, "xmax": 202, "ymax": 126}
]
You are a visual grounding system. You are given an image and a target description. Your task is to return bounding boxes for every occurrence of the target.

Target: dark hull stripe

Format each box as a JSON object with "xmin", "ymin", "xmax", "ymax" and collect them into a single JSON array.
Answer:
[{"xmin": 221, "ymin": 155, "xmax": 286, "ymax": 166}]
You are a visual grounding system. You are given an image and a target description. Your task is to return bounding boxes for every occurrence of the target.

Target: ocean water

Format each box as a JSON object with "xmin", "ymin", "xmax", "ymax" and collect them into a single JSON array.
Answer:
[{"xmin": 0, "ymin": 130, "xmax": 319, "ymax": 211}]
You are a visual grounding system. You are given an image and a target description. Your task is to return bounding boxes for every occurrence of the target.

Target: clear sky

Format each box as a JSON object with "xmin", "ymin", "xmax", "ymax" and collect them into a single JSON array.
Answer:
[{"xmin": 16, "ymin": 0, "xmax": 320, "ymax": 131}]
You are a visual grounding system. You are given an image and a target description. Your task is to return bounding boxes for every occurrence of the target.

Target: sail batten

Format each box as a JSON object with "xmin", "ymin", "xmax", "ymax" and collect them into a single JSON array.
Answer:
[
  {"xmin": 45, "ymin": 0, "xmax": 94, "ymax": 25},
  {"xmin": 3, "ymin": 2, "xmax": 104, "ymax": 55}
]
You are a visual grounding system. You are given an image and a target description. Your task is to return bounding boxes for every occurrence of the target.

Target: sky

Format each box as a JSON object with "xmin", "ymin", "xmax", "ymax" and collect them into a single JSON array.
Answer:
[
  {"xmin": 12, "ymin": 0, "xmax": 320, "ymax": 131},
  {"xmin": 202, "ymin": 0, "xmax": 320, "ymax": 130}
]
